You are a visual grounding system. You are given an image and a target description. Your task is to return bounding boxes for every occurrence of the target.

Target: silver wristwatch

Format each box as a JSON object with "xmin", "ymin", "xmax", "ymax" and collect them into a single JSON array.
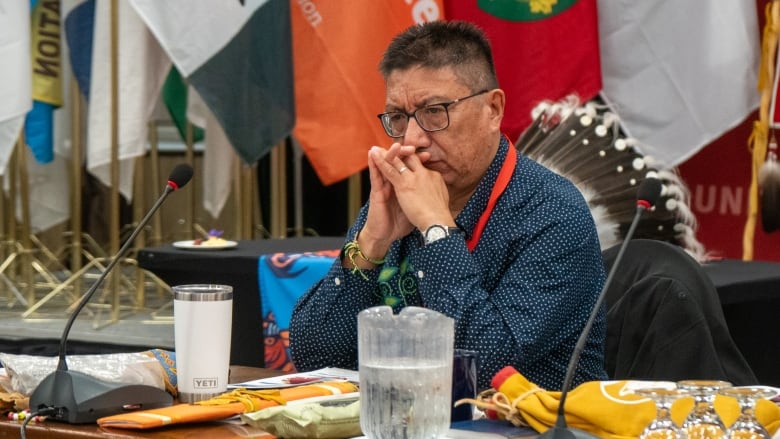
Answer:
[{"xmin": 423, "ymin": 224, "xmax": 462, "ymax": 245}]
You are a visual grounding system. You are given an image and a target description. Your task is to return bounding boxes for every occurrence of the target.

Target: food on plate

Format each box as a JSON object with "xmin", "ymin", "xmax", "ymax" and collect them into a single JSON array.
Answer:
[{"xmin": 193, "ymin": 229, "xmax": 227, "ymax": 246}]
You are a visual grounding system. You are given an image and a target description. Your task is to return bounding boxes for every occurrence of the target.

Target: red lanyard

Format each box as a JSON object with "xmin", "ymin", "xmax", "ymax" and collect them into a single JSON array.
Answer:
[{"xmin": 465, "ymin": 141, "xmax": 517, "ymax": 252}]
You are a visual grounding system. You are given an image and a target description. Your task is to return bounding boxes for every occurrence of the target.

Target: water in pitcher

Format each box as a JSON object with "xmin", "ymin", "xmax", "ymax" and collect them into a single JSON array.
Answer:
[
  {"xmin": 360, "ymin": 360, "xmax": 451, "ymax": 439},
  {"xmin": 358, "ymin": 306, "xmax": 454, "ymax": 439}
]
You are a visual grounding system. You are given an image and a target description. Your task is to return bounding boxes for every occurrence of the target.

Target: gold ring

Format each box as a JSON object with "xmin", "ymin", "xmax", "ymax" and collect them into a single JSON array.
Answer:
[{"xmin": 399, "ymin": 166, "xmax": 408, "ymax": 173}]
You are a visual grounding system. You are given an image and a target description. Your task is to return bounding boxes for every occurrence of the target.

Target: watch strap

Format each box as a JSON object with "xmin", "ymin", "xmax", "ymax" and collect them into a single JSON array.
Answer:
[{"xmin": 423, "ymin": 224, "xmax": 463, "ymax": 245}]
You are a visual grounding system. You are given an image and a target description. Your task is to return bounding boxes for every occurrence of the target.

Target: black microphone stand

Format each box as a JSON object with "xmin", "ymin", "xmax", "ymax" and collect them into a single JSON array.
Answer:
[
  {"xmin": 28, "ymin": 167, "xmax": 192, "ymax": 423},
  {"xmin": 539, "ymin": 176, "xmax": 660, "ymax": 439}
]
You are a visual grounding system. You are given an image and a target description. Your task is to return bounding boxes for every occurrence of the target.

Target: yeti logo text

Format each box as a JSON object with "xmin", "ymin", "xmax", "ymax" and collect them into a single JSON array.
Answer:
[{"xmin": 193, "ymin": 378, "xmax": 218, "ymax": 389}]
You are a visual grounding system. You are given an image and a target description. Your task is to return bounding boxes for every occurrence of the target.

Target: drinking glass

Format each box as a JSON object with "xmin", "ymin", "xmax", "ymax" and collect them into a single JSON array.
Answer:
[
  {"xmin": 719, "ymin": 387, "xmax": 773, "ymax": 439},
  {"xmin": 677, "ymin": 380, "xmax": 732, "ymax": 439},
  {"xmin": 635, "ymin": 387, "xmax": 689, "ymax": 439}
]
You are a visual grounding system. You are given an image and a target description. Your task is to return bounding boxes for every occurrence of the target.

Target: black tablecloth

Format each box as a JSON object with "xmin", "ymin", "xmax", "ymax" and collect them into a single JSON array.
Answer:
[
  {"xmin": 139, "ymin": 240, "xmax": 780, "ymax": 384},
  {"xmin": 702, "ymin": 259, "xmax": 780, "ymax": 385},
  {"xmin": 137, "ymin": 237, "xmax": 344, "ymax": 367}
]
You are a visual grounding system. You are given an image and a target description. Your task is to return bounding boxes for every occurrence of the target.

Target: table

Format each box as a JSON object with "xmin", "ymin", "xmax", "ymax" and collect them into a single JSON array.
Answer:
[
  {"xmin": 137, "ymin": 238, "xmax": 344, "ymax": 368},
  {"xmin": 3, "ymin": 366, "xmax": 539, "ymax": 438},
  {"xmin": 701, "ymin": 259, "xmax": 780, "ymax": 386},
  {"xmin": 0, "ymin": 366, "xmax": 283, "ymax": 438}
]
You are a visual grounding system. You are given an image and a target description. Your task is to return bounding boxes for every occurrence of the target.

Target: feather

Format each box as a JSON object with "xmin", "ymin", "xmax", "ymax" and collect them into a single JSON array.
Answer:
[
  {"xmin": 517, "ymin": 96, "xmax": 707, "ymax": 262},
  {"xmin": 758, "ymin": 141, "xmax": 780, "ymax": 233}
]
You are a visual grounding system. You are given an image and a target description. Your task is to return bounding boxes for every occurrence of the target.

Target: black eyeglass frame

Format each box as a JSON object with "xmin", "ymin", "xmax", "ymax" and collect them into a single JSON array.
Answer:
[{"xmin": 377, "ymin": 89, "xmax": 490, "ymax": 138}]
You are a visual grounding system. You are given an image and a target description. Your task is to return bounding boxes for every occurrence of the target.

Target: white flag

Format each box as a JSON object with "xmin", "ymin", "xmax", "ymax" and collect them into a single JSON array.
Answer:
[
  {"xmin": 129, "ymin": 0, "xmax": 294, "ymax": 166},
  {"xmin": 0, "ymin": 1, "xmax": 31, "ymax": 175},
  {"xmin": 187, "ymin": 88, "xmax": 237, "ymax": 219},
  {"xmin": 598, "ymin": 0, "xmax": 760, "ymax": 165},
  {"xmin": 86, "ymin": 1, "xmax": 170, "ymax": 201}
]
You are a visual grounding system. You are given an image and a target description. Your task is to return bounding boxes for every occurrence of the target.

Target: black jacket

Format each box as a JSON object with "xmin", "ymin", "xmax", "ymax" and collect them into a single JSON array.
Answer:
[{"xmin": 602, "ymin": 239, "xmax": 757, "ymax": 385}]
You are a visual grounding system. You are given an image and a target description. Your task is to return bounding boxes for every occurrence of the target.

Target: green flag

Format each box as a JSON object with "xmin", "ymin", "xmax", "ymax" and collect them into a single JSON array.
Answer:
[{"xmin": 162, "ymin": 67, "xmax": 204, "ymax": 143}]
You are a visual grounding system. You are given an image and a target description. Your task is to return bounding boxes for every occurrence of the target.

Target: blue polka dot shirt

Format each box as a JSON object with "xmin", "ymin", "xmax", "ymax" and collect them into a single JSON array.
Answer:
[{"xmin": 290, "ymin": 136, "xmax": 608, "ymax": 390}]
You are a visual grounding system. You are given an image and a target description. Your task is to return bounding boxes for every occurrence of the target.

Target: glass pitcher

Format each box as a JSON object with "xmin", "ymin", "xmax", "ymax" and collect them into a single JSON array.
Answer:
[{"xmin": 358, "ymin": 306, "xmax": 454, "ymax": 439}]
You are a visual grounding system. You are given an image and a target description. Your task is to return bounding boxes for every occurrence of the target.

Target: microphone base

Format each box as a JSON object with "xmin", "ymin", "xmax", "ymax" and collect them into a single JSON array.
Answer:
[
  {"xmin": 538, "ymin": 426, "xmax": 601, "ymax": 439},
  {"xmin": 29, "ymin": 369, "xmax": 173, "ymax": 424}
]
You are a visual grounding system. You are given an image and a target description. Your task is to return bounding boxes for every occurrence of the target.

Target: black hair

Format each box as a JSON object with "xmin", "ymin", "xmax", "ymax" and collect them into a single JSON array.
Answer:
[{"xmin": 379, "ymin": 20, "xmax": 499, "ymax": 91}]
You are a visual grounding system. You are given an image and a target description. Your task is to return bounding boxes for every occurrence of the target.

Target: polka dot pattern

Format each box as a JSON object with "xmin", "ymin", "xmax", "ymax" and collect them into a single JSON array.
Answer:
[{"xmin": 290, "ymin": 137, "xmax": 608, "ymax": 390}]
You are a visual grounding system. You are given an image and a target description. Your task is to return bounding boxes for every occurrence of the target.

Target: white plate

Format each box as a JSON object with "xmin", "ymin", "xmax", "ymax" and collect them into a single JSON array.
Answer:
[{"xmin": 172, "ymin": 240, "xmax": 238, "ymax": 250}]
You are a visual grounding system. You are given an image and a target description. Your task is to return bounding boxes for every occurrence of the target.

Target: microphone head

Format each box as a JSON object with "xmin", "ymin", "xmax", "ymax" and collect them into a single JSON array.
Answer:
[
  {"xmin": 636, "ymin": 177, "xmax": 663, "ymax": 209},
  {"xmin": 167, "ymin": 164, "xmax": 194, "ymax": 191}
]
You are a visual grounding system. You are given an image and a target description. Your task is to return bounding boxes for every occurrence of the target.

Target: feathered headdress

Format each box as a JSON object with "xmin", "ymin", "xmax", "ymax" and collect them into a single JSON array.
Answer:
[{"xmin": 517, "ymin": 96, "xmax": 706, "ymax": 261}]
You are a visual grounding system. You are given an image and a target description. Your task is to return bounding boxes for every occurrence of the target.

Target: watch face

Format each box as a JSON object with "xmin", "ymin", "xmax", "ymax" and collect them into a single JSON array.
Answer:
[{"xmin": 425, "ymin": 225, "xmax": 448, "ymax": 244}]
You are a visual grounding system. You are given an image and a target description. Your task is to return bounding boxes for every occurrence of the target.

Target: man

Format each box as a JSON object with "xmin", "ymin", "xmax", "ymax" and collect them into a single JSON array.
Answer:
[{"xmin": 290, "ymin": 20, "xmax": 607, "ymax": 390}]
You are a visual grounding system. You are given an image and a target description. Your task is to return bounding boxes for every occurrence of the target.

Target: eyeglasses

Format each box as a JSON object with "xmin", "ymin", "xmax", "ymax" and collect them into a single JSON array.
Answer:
[{"xmin": 377, "ymin": 89, "xmax": 490, "ymax": 138}]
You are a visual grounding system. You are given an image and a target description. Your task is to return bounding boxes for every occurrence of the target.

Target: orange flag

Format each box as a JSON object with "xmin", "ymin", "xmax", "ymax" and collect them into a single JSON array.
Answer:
[{"xmin": 291, "ymin": 1, "xmax": 444, "ymax": 185}]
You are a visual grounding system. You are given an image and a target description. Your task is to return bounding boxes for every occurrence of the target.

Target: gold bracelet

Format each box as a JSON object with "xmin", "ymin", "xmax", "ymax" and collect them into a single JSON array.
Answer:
[
  {"xmin": 343, "ymin": 240, "xmax": 385, "ymax": 280},
  {"xmin": 359, "ymin": 245, "xmax": 385, "ymax": 266}
]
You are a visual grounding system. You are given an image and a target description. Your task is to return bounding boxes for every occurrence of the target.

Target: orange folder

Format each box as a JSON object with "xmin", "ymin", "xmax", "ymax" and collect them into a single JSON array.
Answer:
[{"xmin": 97, "ymin": 381, "xmax": 357, "ymax": 430}]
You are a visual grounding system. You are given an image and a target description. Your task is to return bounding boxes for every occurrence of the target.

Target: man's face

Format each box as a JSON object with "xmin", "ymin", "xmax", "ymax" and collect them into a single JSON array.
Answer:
[{"xmin": 383, "ymin": 65, "xmax": 503, "ymax": 197}]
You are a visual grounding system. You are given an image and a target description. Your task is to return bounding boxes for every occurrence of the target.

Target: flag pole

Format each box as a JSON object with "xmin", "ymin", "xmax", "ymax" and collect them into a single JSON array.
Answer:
[
  {"xmin": 292, "ymin": 138, "xmax": 303, "ymax": 237},
  {"xmin": 0, "ymin": 141, "xmax": 27, "ymax": 308},
  {"xmin": 5, "ymin": 146, "xmax": 18, "ymax": 273},
  {"xmin": 108, "ymin": 0, "xmax": 121, "ymax": 321},
  {"xmin": 15, "ymin": 134, "xmax": 35, "ymax": 305},
  {"xmin": 233, "ymin": 156, "xmax": 242, "ymax": 239},
  {"xmin": 743, "ymin": 0, "xmax": 780, "ymax": 260},
  {"xmin": 133, "ymin": 155, "xmax": 146, "ymax": 307},
  {"xmin": 185, "ymin": 120, "xmax": 195, "ymax": 240},
  {"xmin": 347, "ymin": 174, "xmax": 361, "ymax": 226},
  {"xmin": 148, "ymin": 121, "xmax": 163, "ymax": 245},
  {"xmin": 270, "ymin": 141, "xmax": 287, "ymax": 238},
  {"xmin": 241, "ymin": 162, "xmax": 253, "ymax": 238},
  {"xmin": 0, "ymin": 152, "xmax": 6, "ymax": 299},
  {"xmin": 251, "ymin": 162, "xmax": 262, "ymax": 239},
  {"xmin": 69, "ymin": 77, "xmax": 84, "ymax": 299}
]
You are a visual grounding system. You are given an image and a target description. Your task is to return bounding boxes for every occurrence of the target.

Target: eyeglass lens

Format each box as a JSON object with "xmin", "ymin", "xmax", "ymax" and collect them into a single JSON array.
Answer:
[
  {"xmin": 383, "ymin": 106, "xmax": 449, "ymax": 137},
  {"xmin": 378, "ymin": 90, "xmax": 489, "ymax": 138}
]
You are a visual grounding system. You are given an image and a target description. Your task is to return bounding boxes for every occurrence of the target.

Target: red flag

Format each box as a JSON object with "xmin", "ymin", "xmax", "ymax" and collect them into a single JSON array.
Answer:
[
  {"xmin": 444, "ymin": 0, "xmax": 602, "ymax": 142},
  {"xmin": 292, "ymin": 2, "xmax": 444, "ymax": 185}
]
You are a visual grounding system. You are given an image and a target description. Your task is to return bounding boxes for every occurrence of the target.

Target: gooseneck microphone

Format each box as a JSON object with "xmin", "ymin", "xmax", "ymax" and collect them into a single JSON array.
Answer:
[
  {"xmin": 539, "ymin": 177, "xmax": 663, "ymax": 439},
  {"xmin": 28, "ymin": 164, "xmax": 194, "ymax": 424}
]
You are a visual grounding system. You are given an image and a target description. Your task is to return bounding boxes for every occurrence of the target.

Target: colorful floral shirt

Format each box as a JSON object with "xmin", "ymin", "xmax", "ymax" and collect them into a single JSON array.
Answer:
[{"xmin": 290, "ymin": 137, "xmax": 608, "ymax": 390}]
